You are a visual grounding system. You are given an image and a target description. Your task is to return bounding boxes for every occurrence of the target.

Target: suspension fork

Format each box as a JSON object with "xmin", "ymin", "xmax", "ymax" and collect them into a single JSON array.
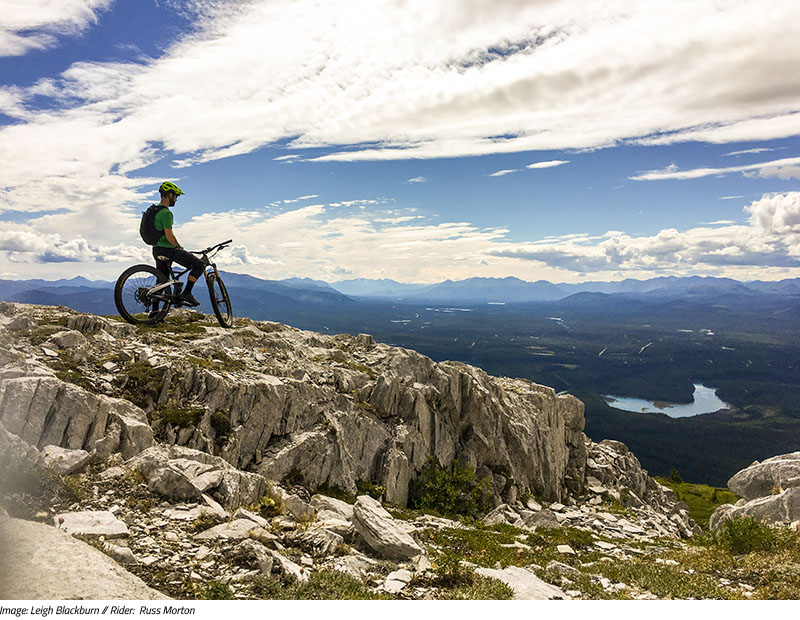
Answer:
[{"xmin": 204, "ymin": 262, "xmax": 220, "ymax": 284}]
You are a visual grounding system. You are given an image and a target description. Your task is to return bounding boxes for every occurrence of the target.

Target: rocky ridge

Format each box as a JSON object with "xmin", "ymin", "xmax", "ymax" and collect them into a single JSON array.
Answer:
[{"xmin": 0, "ymin": 302, "xmax": 708, "ymax": 599}]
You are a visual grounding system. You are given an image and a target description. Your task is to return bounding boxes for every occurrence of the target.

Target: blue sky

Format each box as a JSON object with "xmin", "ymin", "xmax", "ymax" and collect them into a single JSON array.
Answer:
[{"xmin": 1, "ymin": 0, "xmax": 799, "ymax": 283}]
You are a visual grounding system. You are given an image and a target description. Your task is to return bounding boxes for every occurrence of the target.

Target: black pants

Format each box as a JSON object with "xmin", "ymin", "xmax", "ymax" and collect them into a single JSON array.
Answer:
[{"xmin": 152, "ymin": 246, "xmax": 205, "ymax": 280}]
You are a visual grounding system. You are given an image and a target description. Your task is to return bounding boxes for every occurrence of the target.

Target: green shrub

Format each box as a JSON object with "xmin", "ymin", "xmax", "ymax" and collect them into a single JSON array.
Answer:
[
  {"xmin": 356, "ymin": 479, "xmax": 386, "ymax": 500},
  {"xmin": 408, "ymin": 458, "xmax": 493, "ymax": 519},
  {"xmin": 121, "ymin": 361, "xmax": 165, "ymax": 409},
  {"xmin": 718, "ymin": 516, "xmax": 779, "ymax": 554},
  {"xmin": 210, "ymin": 410, "xmax": 232, "ymax": 442},
  {"xmin": 157, "ymin": 400, "xmax": 205, "ymax": 428},
  {"xmin": 669, "ymin": 468, "xmax": 683, "ymax": 484},
  {"xmin": 441, "ymin": 574, "xmax": 514, "ymax": 600},
  {"xmin": 197, "ymin": 580, "xmax": 235, "ymax": 600}
]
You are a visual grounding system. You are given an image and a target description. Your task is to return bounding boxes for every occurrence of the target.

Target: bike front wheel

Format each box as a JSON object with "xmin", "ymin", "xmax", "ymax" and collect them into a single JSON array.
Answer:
[
  {"xmin": 207, "ymin": 273, "xmax": 233, "ymax": 328},
  {"xmin": 114, "ymin": 264, "xmax": 171, "ymax": 325}
]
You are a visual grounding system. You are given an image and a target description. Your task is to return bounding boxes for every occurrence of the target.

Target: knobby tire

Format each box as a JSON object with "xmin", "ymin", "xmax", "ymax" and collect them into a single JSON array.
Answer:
[
  {"xmin": 114, "ymin": 264, "xmax": 171, "ymax": 325},
  {"xmin": 208, "ymin": 273, "xmax": 233, "ymax": 328}
]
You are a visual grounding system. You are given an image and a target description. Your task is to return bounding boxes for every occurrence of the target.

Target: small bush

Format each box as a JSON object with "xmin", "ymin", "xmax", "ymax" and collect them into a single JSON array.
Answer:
[
  {"xmin": 356, "ymin": 480, "xmax": 386, "ymax": 500},
  {"xmin": 718, "ymin": 516, "xmax": 779, "ymax": 554},
  {"xmin": 197, "ymin": 580, "xmax": 235, "ymax": 600},
  {"xmin": 441, "ymin": 574, "xmax": 514, "ymax": 600},
  {"xmin": 157, "ymin": 400, "xmax": 205, "ymax": 428},
  {"xmin": 408, "ymin": 458, "xmax": 493, "ymax": 519},
  {"xmin": 669, "ymin": 468, "xmax": 683, "ymax": 484},
  {"xmin": 210, "ymin": 410, "xmax": 232, "ymax": 442},
  {"xmin": 121, "ymin": 361, "xmax": 165, "ymax": 409}
]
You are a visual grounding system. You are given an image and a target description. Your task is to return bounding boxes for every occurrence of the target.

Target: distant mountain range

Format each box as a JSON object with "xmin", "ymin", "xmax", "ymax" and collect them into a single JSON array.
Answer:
[
  {"xmin": 2, "ymin": 273, "xmax": 799, "ymax": 318},
  {"xmin": 332, "ymin": 275, "xmax": 800, "ymax": 303}
]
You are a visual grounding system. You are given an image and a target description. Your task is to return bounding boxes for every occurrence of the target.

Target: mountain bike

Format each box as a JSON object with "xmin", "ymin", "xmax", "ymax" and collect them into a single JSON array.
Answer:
[{"xmin": 114, "ymin": 240, "xmax": 234, "ymax": 328}]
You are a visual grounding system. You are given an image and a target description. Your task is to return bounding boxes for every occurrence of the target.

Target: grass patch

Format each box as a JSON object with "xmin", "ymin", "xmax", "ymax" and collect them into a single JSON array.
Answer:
[
  {"xmin": 28, "ymin": 325, "xmax": 62, "ymax": 345},
  {"xmin": 440, "ymin": 574, "xmax": 514, "ymax": 600},
  {"xmin": 423, "ymin": 524, "xmax": 538, "ymax": 569},
  {"xmin": 196, "ymin": 580, "xmax": 235, "ymax": 600},
  {"xmin": 187, "ymin": 350, "xmax": 246, "ymax": 372},
  {"xmin": 155, "ymin": 400, "xmax": 205, "ymax": 428},
  {"xmin": 341, "ymin": 360, "xmax": 376, "ymax": 378},
  {"xmin": 247, "ymin": 571, "xmax": 391, "ymax": 600},
  {"xmin": 314, "ymin": 485, "xmax": 357, "ymax": 504},
  {"xmin": 356, "ymin": 480, "xmax": 386, "ymax": 500},
  {"xmin": 655, "ymin": 477, "xmax": 739, "ymax": 528},
  {"xmin": 47, "ymin": 352, "xmax": 95, "ymax": 392},
  {"xmin": 119, "ymin": 361, "xmax": 165, "ymax": 410}
]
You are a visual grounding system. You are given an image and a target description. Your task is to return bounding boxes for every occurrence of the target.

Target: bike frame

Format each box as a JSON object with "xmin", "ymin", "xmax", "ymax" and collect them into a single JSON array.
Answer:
[{"xmin": 147, "ymin": 240, "xmax": 231, "ymax": 303}]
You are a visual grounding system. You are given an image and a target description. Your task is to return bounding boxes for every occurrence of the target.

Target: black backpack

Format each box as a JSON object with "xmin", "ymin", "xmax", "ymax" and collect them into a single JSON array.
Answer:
[{"xmin": 140, "ymin": 204, "xmax": 166, "ymax": 245}]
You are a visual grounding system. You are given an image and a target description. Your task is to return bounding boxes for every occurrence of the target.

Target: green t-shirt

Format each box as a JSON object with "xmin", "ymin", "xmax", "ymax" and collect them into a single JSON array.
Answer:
[{"xmin": 153, "ymin": 206, "xmax": 175, "ymax": 248}]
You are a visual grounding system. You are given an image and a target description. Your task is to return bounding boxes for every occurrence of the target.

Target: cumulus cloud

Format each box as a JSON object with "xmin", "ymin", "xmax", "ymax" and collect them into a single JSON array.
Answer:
[
  {"xmin": 0, "ymin": 0, "xmax": 112, "ymax": 57},
  {"xmin": 0, "ymin": 228, "xmax": 145, "ymax": 264},
  {"xmin": 486, "ymin": 192, "xmax": 800, "ymax": 272}
]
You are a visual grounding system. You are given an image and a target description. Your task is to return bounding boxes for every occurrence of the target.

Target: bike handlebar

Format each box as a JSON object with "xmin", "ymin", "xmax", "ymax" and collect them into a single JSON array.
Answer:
[{"xmin": 192, "ymin": 239, "xmax": 232, "ymax": 256}]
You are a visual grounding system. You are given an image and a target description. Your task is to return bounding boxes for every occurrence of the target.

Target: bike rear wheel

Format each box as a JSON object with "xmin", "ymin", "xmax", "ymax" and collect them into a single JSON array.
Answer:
[
  {"xmin": 114, "ymin": 264, "xmax": 171, "ymax": 325},
  {"xmin": 207, "ymin": 273, "xmax": 233, "ymax": 328}
]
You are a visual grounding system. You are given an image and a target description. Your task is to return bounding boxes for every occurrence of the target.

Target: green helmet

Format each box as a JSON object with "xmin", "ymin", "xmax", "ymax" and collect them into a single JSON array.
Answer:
[{"xmin": 159, "ymin": 181, "xmax": 185, "ymax": 196}]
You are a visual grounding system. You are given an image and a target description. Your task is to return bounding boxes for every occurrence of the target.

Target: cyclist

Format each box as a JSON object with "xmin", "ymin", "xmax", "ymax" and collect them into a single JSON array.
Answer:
[{"xmin": 150, "ymin": 181, "xmax": 204, "ymax": 311}]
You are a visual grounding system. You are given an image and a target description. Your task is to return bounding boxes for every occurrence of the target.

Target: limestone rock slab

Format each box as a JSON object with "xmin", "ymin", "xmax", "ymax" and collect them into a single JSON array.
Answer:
[
  {"xmin": 475, "ymin": 566, "xmax": 569, "ymax": 600},
  {"xmin": 352, "ymin": 495, "xmax": 423, "ymax": 560}
]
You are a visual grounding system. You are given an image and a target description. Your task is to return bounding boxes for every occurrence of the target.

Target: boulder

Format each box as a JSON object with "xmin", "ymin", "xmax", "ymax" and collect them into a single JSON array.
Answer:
[
  {"xmin": 291, "ymin": 526, "xmax": 344, "ymax": 556},
  {"xmin": 310, "ymin": 494, "xmax": 355, "ymax": 520},
  {"xmin": 126, "ymin": 445, "xmax": 267, "ymax": 508},
  {"xmin": 475, "ymin": 566, "xmax": 569, "ymax": 600},
  {"xmin": 194, "ymin": 519, "xmax": 269, "ymax": 541},
  {"xmin": 38, "ymin": 445, "xmax": 91, "ymax": 475},
  {"xmin": 230, "ymin": 539, "xmax": 274, "ymax": 575},
  {"xmin": 710, "ymin": 487, "xmax": 800, "ymax": 532},
  {"xmin": 383, "ymin": 569, "xmax": 412, "ymax": 594},
  {"xmin": 269, "ymin": 549, "xmax": 308, "ymax": 582},
  {"xmin": 51, "ymin": 330, "xmax": 86, "ymax": 349},
  {"xmin": 352, "ymin": 495, "xmax": 424, "ymax": 560},
  {"xmin": 727, "ymin": 452, "xmax": 800, "ymax": 500},
  {"xmin": 53, "ymin": 510, "xmax": 129, "ymax": 539},
  {"xmin": 0, "ymin": 513, "xmax": 166, "ymax": 599}
]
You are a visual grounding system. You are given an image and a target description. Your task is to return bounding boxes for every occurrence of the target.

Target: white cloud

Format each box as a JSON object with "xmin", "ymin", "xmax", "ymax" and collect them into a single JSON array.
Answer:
[
  {"xmin": 407, "ymin": 176, "xmax": 427, "ymax": 183},
  {"xmin": 1, "ymin": 0, "xmax": 799, "ymax": 213},
  {"xmin": 489, "ymin": 169, "xmax": 518, "ymax": 177},
  {"xmin": 526, "ymin": 160, "xmax": 569, "ymax": 169},
  {"xmin": 0, "ymin": 228, "xmax": 145, "ymax": 264},
  {"xmin": 722, "ymin": 147, "xmax": 776, "ymax": 157},
  {"xmin": 0, "ymin": 0, "xmax": 112, "ymax": 57},
  {"xmin": 486, "ymin": 192, "xmax": 800, "ymax": 273},
  {"xmin": 630, "ymin": 157, "xmax": 800, "ymax": 181},
  {"xmin": 4, "ymin": 192, "xmax": 800, "ymax": 282}
]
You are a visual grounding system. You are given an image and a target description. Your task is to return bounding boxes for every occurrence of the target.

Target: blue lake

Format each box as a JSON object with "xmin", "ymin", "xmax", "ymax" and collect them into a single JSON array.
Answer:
[{"xmin": 603, "ymin": 384, "xmax": 731, "ymax": 418}]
